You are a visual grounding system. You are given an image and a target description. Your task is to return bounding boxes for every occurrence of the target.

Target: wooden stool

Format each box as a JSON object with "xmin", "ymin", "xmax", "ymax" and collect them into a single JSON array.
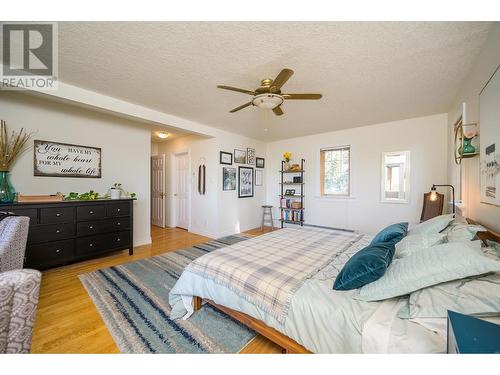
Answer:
[{"xmin": 261, "ymin": 205, "xmax": 274, "ymax": 231}]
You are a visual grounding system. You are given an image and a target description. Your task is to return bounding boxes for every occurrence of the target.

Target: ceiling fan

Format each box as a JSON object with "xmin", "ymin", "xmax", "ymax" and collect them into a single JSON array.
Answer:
[{"xmin": 217, "ymin": 68, "xmax": 322, "ymax": 116}]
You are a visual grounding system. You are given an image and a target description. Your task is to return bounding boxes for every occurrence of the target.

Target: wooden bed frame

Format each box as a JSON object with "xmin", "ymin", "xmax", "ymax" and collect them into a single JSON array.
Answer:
[
  {"xmin": 192, "ymin": 218, "xmax": 499, "ymax": 355},
  {"xmin": 193, "ymin": 296, "xmax": 311, "ymax": 353}
]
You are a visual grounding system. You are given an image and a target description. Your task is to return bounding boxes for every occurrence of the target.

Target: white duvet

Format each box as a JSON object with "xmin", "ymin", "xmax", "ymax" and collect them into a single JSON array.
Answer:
[{"xmin": 169, "ymin": 270, "xmax": 446, "ymax": 353}]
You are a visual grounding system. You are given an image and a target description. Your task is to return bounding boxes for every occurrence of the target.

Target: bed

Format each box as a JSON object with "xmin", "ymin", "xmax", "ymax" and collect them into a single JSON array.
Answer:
[{"xmin": 168, "ymin": 222, "xmax": 500, "ymax": 353}]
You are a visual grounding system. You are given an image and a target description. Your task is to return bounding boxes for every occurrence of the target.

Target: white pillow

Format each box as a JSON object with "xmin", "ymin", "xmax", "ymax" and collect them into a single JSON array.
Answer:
[
  {"xmin": 409, "ymin": 214, "xmax": 454, "ymax": 236},
  {"xmin": 395, "ymin": 233, "xmax": 446, "ymax": 259},
  {"xmin": 444, "ymin": 223, "xmax": 486, "ymax": 243},
  {"xmin": 398, "ymin": 273, "xmax": 500, "ymax": 318},
  {"xmin": 354, "ymin": 241, "xmax": 500, "ymax": 302}
]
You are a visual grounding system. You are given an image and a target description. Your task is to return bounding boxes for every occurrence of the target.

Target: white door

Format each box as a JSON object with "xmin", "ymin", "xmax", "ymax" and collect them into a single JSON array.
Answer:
[
  {"xmin": 175, "ymin": 153, "xmax": 189, "ymax": 230},
  {"xmin": 151, "ymin": 154, "xmax": 166, "ymax": 228}
]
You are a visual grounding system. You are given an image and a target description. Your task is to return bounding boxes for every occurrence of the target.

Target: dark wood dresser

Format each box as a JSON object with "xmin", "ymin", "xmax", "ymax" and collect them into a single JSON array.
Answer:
[{"xmin": 0, "ymin": 198, "xmax": 135, "ymax": 270}]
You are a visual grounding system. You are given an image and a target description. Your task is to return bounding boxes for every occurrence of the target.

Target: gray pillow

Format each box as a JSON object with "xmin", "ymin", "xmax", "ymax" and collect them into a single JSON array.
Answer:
[
  {"xmin": 409, "ymin": 214, "xmax": 454, "ymax": 236},
  {"xmin": 398, "ymin": 273, "xmax": 500, "ymax": 318},
  {"xmin": 354, "ymin": 241, "xmax": 500, "ymax": 302}
]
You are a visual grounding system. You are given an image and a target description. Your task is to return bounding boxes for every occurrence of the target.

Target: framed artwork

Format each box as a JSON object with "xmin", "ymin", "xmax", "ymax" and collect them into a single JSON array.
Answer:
[
  {"xmin": 234, "ymin": 149, "xmax": 246, "ymax": 164},
  {"xmin": 480, "ymin": 65, "xmax": 500, "ymax": 206},
  {"xmin": 247, "ymin": 148, "xmax": 256, "ymax": 165},
  {"xmin": 256, "ymin": 157, "xmax": 265, "ymax": 168},
  {"xmin": 222, "ymin": 167, "xmax": 236, "ymax": 190},
  {"xmin": 255, "ymin": 169, "xmax": 263, "ymax": 186},
  {"xmin": 34, "ymin": 140, "xmax": 101, "ymax": 178},
  {"xmin": 238, "ymin": 166, "xmax": 254, "ymax": 198},
  {"xmin": 220, "ymin": 151, "xmax": 232, "ymax": 165}
]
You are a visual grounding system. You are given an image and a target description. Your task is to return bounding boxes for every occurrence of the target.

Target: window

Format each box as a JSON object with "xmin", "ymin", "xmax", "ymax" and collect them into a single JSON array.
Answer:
[
  {"xmin": 320, "ymin": 146, "xmax": 350, "ymax": 196},
  {"xmin": 381, "ymin": 151, "xmax": 410, "ymax": 203}
]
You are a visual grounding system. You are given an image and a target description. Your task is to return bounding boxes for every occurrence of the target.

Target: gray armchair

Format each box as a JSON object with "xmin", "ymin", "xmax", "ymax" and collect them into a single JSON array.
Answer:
[
  {"xmin": 0, "ymin": 269, "xmax": 41, "ymax": 353},
  {"xmin": 0, "ymin": 216, "xmax": 30, "ymax": 272}
]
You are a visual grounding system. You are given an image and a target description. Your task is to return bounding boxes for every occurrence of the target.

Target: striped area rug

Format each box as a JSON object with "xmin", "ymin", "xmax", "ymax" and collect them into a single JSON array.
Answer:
[{"xmin": 79, "ymin": 234, "xmax": 256, "ymax": 353}]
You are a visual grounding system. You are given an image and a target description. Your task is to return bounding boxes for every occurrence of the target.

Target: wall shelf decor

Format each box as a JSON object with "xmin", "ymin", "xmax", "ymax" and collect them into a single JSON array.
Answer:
[{"xmin": 279, "ymin": 158, "xmax": 305, "ymax": 227}]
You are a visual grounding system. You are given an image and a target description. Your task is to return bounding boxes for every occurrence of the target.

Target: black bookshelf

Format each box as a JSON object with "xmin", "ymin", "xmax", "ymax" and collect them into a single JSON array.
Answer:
[{"xmin": 279, "ymin": 159, "xmax": 305, "ymax": 228}]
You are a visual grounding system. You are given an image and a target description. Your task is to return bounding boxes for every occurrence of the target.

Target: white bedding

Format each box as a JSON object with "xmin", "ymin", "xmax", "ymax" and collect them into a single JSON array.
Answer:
[{"xmin": 170, "ymin": 270, "xmax": 446, "ymax": 353}]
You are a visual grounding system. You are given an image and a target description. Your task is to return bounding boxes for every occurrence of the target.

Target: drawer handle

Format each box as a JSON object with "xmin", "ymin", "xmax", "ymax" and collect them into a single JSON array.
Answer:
[
  {"xmin": 89, "ymin": 225, "xmax": 94, "ymax": 229},
  {"xmin": 89, "ymin": 243, "xmax": 94, "ymax": 247},
  {"xmin": 116, "ymin": 238, "xmax": 121, "ymax": 242},
  {"xmin": 89, "ymin": 210, "xmax": 94, "ymax": 215},
  {"xmin": 117, "ymin": 222, "xmax": 121, "ymax": 226},
  {"xmin": 56, "ymin": 213, "xmax": 61, "ymax": 217},
  {"xmin": 117, "ymin": 208, "xmax": 121, "ymax": 212},
  {"xmin": 55, "ymin": 249, "xmax": 61, "ymax": 253},
  {"xmin": 56, "ymin": 229, "xmax": 61, "ymax": 234}
]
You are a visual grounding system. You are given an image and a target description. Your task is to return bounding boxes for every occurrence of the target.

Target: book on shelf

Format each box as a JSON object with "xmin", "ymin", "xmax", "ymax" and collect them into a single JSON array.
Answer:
[{"xmin": 281, "ymin": 209, "xmax": 302, "ymax": 222}]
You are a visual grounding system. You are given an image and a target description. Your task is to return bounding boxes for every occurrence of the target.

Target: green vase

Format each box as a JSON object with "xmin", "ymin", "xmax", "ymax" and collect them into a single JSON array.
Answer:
[
  {"xmin": 459, "ymin": 137, "xmax": 476, "ymax": 155},
  {"xmin": 0, "ymin": 171, "xmax": 16, "ymax": 203}
]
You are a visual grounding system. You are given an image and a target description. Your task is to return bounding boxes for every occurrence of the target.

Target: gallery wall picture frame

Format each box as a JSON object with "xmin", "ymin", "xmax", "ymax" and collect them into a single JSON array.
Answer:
[
  {"xmin": 255, "ymin": 169, "xmax": 263, "ymax": 186},
  {"xmin": 222, "ymin": 166, "xmax": 236, "ymax": 191},
  {"xmin": 256, "ymin": 157, "xmax": 265, "ymax": 168},
  {"xmin": 234, "ymin": 149, "xmax": 247, "ymax": 164},
  {"xmin": 238, "ymin": 166, "xmax": 254, "ymax": 198},
  {"xmin": 220, "ymin": 151, "xmax": 233, "ymax": 165},
  {"xmin": 247, "ymin": 148, "xmax": 256, "ymax": 165}
]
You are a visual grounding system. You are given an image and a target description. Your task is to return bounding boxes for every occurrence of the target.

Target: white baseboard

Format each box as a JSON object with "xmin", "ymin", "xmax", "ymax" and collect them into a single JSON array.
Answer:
[{"xmin": 133, "ymin": 237, "xmax": 152, "ymax": 247}]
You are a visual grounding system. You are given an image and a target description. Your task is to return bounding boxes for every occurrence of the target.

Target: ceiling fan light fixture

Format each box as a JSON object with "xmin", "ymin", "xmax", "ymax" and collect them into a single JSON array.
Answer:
[{"xmin": 252, "ymin": 93, "xmax": 284, "ymax": 110}]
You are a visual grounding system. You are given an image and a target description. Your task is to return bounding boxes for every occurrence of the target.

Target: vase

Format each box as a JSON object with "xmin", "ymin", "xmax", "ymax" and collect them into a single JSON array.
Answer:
[
  {"xmin": 110, "ymin": 188, "xmax": 121, "ymax": 199},
  {"xmin": 0, "ymin": 171, "xmax": 16, "ymax": 203},
  {"xmin": 283, "ymin": 161, "xmax": 291, "ymax": 171},
  {"xmin": 459, "ymin": 137, "xmax": 476, "ymax": 155}
]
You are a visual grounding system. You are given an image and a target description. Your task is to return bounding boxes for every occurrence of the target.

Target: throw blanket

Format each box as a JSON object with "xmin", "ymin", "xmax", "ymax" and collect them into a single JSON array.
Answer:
[{"xmin": 186, "ymin": 226, "xmax": 363, "ymax": 323}]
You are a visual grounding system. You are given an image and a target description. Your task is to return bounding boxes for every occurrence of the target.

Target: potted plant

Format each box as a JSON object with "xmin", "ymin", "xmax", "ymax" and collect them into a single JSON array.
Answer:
[
  {"xmin": 110, "ymin": 183, "xmax": 122, "ymax": 199},
  {"xmin": 283, "ymin": 151, "xmax": 292, "ymax": 171},
  {"xmin": 0, "ymin": 120, "xmax": 32, "ymax": 203}
]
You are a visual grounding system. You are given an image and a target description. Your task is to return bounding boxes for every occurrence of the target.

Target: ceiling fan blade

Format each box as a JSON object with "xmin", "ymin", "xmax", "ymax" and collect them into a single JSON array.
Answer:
[
  {"xmin": 229, "ymin": 102, "xmax": 252, "ymax": 113},
  {"xmin": 270, "ymin": 69, "xmax": 294, "ymax": 92},
  {"xmin": 272, "ymin": 105, "xmax": 284, "ymax": 116},
  {"xmin": 217, "ymin": 85, "xmax": 255, "ymax": 95},
  {"xmin": 283, "ymin": 93, "xmax": 322, "ymax": 100}
]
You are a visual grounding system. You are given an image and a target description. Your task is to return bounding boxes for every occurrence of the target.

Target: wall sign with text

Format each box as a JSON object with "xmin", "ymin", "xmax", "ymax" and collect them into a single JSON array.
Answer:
[{"xmin": 34, "ymin": 140, "xmax": 102, "ymax": 178}]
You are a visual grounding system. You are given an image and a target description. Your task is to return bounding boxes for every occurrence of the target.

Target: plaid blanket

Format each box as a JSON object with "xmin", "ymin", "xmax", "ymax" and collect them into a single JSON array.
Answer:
[{"xmin": 186, "ymin": 226, "xmax": 364, "ymax": 323}]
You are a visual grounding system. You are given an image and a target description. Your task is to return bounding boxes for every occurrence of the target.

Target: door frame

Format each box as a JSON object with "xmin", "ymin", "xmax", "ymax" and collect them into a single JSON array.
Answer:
[
  {"xmin": 170, "ymin": 150, "xmax": 191, "ymax": 231},
  {"xmin": 151, "ymin": 154, "xmax": 166, "ymax": 228}
]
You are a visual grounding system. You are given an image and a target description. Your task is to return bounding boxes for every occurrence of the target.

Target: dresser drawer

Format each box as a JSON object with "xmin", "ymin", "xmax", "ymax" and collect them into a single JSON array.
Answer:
[
  {"xmin": 77, "ymin": 205, "xmax": 106, "ymax": 221},
  {"xmin": 77, "ymin": 219, "xmax": 109, "ymax": 236},
  {"xmin": 106, "ymin": 202, "xmax": 130, "ymax": 217},
  {"xmin": 29, "ymin": 223, "xmax": 75, "ymax": 244},
  {"xmin": 108, "ymin": 217, "xmax": 130, "ymax": 231},
  {"xmin": 76, "ymin": 234, "xmax": 110, "ymax": 255},
  {"xmin": 25, "ymin": 240, "xmax": 74, "ymax": 269},
  {"xmin": 5, "ymin": 208, "xmax": 38, "ymax": 223},
  {"xmin": 109, "ymin": 231, "xmax": 131, "ymax": 249},
  {"xmin": 40, "ymin": 206, "xmax": 75, "ymax": 224}
]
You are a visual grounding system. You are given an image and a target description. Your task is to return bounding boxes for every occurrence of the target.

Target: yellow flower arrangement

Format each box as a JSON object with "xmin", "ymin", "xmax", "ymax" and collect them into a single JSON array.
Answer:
[{"xmin": 283, "ymin": 152, "xmax": 292, "ymax": 162}]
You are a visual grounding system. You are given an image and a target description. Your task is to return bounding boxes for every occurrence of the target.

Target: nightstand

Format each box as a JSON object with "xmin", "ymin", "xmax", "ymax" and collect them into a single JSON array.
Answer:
[{"xmin": 447, "ymin": 310, "xmax": 500, "ymax": 353}]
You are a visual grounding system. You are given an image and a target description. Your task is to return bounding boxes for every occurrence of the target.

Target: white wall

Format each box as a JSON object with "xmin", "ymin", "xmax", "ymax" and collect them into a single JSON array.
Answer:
[
  {"xmin": 0, "ymin": 92, "xmax": 152, "ymax": 246},
  {"xmin": 156, "ymin": 133, "xmax": 267, "ymax": 238},
  {"xmin": 447, "ymin": 23, "xmax": 500, "ymax": 233},
  {"xmin": 266, "ymin": 114, "xmax": 448, "ymax": 234}
]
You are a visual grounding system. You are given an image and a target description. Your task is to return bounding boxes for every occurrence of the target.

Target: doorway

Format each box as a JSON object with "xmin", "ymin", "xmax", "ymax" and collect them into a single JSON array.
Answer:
[
  {"xmin": 173, "ymin": 152, "xmax": 190, "ymax": 230},
  {"xmin": 151, "ymin": 154, "xmax": 166, "ymax": 228}
]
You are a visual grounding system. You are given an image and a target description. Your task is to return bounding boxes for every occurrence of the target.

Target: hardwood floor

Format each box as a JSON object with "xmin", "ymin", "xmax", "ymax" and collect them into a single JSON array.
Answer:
[{"xmin": 31, "ymin": 225, "xmax": 281, "ymax": 354}]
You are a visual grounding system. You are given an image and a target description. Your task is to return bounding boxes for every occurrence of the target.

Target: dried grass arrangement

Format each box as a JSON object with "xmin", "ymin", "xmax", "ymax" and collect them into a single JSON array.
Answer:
[{"xmin": 0, "ymin": 120, "xmax": 33, "ymax": 171}]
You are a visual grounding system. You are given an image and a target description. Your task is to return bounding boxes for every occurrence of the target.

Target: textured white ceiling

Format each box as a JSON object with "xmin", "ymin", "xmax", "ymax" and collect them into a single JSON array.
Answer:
[{"xmin": 58, "ymin": 22, "xmax": 492, "ymax": 141}]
